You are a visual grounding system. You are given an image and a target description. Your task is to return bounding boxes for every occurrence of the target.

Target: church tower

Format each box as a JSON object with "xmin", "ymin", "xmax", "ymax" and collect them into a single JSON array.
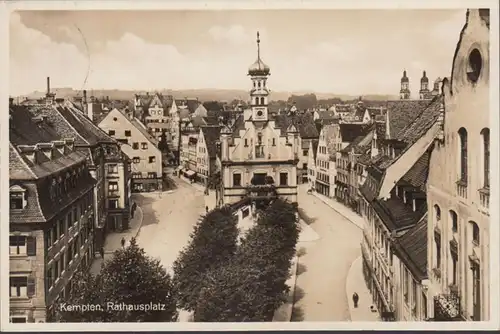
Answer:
[
  {"xmin": 248, "ymin": 31, "xmax": 271, "ymax": 122},
  {"xmin": 400, "ymin": 70, "xmax": 410, "ymax": 100},
  {"xmin": 419, "ymin": 70, "xmax": 430, "ymax": 99}
]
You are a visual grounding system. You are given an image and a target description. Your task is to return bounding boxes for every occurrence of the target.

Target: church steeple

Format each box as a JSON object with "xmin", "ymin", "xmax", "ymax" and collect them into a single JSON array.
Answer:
[
  {"xmin": 419, "ymin": 70, "xmax": 430, "ymax": 99},
  {"xmin": 248, "ymin": 31, "xmax": 270, "ymax": 121},
  {"xmin": 400, "ymin": 70, "xmax": 410, "ymax": 100}
]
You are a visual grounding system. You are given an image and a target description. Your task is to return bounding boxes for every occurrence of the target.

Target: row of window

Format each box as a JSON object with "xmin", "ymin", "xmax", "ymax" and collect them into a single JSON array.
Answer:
[
  {"xmin": 316, "ymin": 159, "xmax": 330, "ymax": 170},
  {"xmin": 108, "ymin": 130, "xmax": 131, "ymax": 137},
  {"xmin": 457, "ymin": 127, "xmax": 489, "ymax": 188},
  {"xmin": 317, "ymin": 172, "xmax": 329, "ymax": 184},
  {"xmin": 44, "ymin": 193, "xmax": 93, "ymax": 249},
  {"xmin": 131, "ymin": 172, "xmax": 158, "ymax": 179},
  {"xmin": 433, "ymin": 205, "xmax": 480, "ymax": 244},
  {"xmin": 132, "ymin": 156, "xmax": 156, "ymax": 164},
  {"xmin": 46, "ymin": 231, "xmax": 89, "ymax": 292},
  {"xmin": 318, "ymin": 146, "xmax": 327, "ymax": 154}
]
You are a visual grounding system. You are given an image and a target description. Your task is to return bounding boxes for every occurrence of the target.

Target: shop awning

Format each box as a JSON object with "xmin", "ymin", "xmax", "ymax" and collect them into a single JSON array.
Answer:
[{"xmin": 185, "ymin": 170, "xmax": 196, "ymax": 177}]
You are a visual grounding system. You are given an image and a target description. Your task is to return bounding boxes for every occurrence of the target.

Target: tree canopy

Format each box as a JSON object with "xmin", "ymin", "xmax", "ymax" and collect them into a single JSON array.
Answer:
[
  {"xmin": 173, "ymin": 207, "xmax": 239, "ymax": 311},
  {"xmin": 192, "ymin": 199, "xmax": 300, "ymax": 322},
  {"xmin": 56, "ymin": 238, "xmax": 178, "ymax": 322}
]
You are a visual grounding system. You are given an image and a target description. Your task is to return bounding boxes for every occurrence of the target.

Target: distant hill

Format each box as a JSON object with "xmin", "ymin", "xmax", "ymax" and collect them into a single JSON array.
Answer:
[{"xmin": 16, "ymin": 88, "xmax": 397, "ymax": 104}]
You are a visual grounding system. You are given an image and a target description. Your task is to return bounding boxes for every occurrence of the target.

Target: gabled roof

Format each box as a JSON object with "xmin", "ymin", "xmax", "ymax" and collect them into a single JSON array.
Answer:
[
  {"xmin": 176, "ymin": 99, "xmax": 200, "ymax": 113},
  {"xmin": 395, "ymin": 96, "xmax": 443, "ymax": 145},
  {"xmin": 203, "ymin": 101, "xmax": 225, "ymax": 112},
  {"xmin": 201, "ymin": 126, "xmax": 222, "ymax": 158},
  {"xmin": 339, "ymin": 123, "xmax": 371, "ymax": 143},
  {"xmin": 385, "ymin": 99, "xmax": 432, "ymax": 139},
  {"xmin": 394, "ymin": 215, "xmax": 428, "ymax": 280},
  {"xmin": 273, "ymin": 113, "xmax": 319, "ymax": 138},
  {"xmin": 399, "ymin": 150, "xmax": 430, "ymax": 192},
  {"xmin": 130, "ymin": 118, "xmax": 159, "ymax": 146},
  {"xmin": 371, "ymin": 195, "xmax": 427, "ymax": 232},
  {"xmin": 341, "ymin": 129, "xmax": 374, "ymax": 154}
]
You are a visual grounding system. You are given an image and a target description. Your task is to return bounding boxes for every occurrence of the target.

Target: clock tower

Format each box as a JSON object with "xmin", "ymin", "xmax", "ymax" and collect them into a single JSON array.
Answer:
[{"xmin": 248, "ymin": 31, "xmax": 271, "ymax": 122}]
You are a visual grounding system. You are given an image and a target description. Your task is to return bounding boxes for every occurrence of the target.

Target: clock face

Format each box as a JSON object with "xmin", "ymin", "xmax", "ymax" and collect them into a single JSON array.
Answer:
[{"xmin": 257, "ymin": 110, "xmax": 263, "ymax": 116}]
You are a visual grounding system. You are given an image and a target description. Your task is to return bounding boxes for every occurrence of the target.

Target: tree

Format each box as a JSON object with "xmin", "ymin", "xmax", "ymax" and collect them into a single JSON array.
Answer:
[
  {"xmin": 173, "ymin": 207, "xmax": 239, "ymax": 311},
  {"xmin": 193, "ymin": 199, "xmax": 300, "ymax": 322},
  {"xmin": 54, "ymin": 269, "xmax": 109, "ymax": 322},
  {"xmin": 287, "ymin": 93, "xmax": 318, "ymax": 111},
  {"xmin": 56, "ymin": 238, "xmax": 178, "ymax": 322}
]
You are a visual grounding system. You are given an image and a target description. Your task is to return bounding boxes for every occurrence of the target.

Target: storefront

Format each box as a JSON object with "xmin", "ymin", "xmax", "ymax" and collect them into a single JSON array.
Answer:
[{"xmin": 315, "ymin": 179, "xmax": 330, "ymax": 197}]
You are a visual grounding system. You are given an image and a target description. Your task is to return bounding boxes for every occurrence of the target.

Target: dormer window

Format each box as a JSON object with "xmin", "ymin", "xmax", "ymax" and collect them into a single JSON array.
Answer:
[{"xmin": 10, "ymin": 185, "xmax": 27, "ymax": 210}]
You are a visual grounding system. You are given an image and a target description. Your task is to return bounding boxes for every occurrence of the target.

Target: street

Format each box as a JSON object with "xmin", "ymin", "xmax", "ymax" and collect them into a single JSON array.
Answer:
[
  {"xmin": 294, "ymin": 185, "xmax": 363, "ymax": 321},
  {"xmin": 109, "ymin": 180, "xmax": 364, "ymax": 322},
  {"xmin": 134, "ymin": 180, "xmax": 205, "ymax": 275}
]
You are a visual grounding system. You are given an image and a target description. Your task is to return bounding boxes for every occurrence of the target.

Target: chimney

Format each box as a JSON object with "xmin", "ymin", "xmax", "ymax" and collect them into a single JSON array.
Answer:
[
  {"xmin": 83, "ymin": 90, "xmax": 87, "ymax": 104},
  {"xmin": 9, "ymin": 97, "xmax": 14, "ymax": 106},
  {"xmin": 47, "ymin": 77, "xmax": 50, "ymax": 94}
]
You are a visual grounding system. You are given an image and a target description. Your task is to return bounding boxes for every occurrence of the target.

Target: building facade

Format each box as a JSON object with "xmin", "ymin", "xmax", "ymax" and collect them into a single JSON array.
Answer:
[
  {"xmin": 98, "ymin": 108, "xmax": 163, "ymax": 192},
  {"xmin": 196, "ymin": 126, "xmax": 221, "ymax": 187},
  {"xmin": 103, "ymin": 144, "xmax": 132, "ymax": 232},
  {"xmin": 315, "ymin": 124, "xmax": 337, "ymax": 197},
  {"xmin": 9, "ymin": 103, "xmax": 96, "ymax": 323},
  {"xmin": 426, "ymin": 9, "xmax": 490, "ymax": 321},
  {"xmin": 307, "ymin": 139, "xmax": 319, "ymax": 190},
  {"xmin": 220, "ymin": 32, "xmax": 298, "ymax": 206}
]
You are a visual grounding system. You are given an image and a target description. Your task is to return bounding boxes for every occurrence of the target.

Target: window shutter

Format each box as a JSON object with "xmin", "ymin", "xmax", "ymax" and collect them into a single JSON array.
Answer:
[
  {"xmin": 27, "ymin": 276, "xmax": 36, "ymax": 297},
  {"xmin": 26, "ymin": 236, "xmax": 36, "ymax": 256}
]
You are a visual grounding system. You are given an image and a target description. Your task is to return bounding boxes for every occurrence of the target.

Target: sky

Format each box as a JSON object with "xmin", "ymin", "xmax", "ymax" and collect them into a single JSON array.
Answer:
[{"xmin": 9, "ymin": 9, "xmax": 467, "ymax": 97}]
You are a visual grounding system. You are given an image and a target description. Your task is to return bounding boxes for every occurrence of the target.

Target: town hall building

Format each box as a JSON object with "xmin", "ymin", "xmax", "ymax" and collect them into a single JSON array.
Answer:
[{"xmin": 219, "ymin": 32, "xmax": 299, "ymax": 207}]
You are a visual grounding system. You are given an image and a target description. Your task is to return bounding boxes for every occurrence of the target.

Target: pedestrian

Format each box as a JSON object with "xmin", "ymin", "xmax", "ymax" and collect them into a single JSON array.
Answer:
[
  {"xmin": 100, "ymin": 247, "xmax": 104, "ymax": 260},
  {"xmin": 205, "ymin": 205, "xmax": 209, "ymax": 213},
  {"xmin": 352, "ymin": 292, "xmax": 359, "ymax": 308},
  {"xmin": 121, "ymin": 237, "xmax": 126, "ymax": 248}
]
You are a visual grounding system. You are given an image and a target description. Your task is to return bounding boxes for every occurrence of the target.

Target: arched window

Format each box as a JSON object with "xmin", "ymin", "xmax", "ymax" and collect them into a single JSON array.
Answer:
[
  {"xmin": 260, "ymin": 97, "xmax": 265, "ymax": 105},
  {"xmin": 434, "ymin": 204, "xmax": 441, "ymax": 222},
  {"xmin": 469, "ymin": 221, "xmax": 480, "ymax": 245},
  {"xmin": 481, "ymin": 128, "xmax": 490, "ymax": 188},
  {"xmin": 257, "ymin": 81, "xmax": 261, "ymax": 88},
  {"xmin": 458, "ymin": 128, "xmax": 468, "ymax": 183},
  {"xmin": 449, "ymin": 210, "xmax": 458, "ymax": 233},
  {"xmin": 254, "ymin": 97, "xmax": 259, "ymax": 105}
]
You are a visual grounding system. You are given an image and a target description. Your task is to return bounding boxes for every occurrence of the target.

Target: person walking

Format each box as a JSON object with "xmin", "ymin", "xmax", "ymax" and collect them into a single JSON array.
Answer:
[
  {"xmin": 352, "ymin": 292, "xmax": 359, "ymax": 308},
  {"xmin": 121, "ymin": 237, "xmax": 126, "ymax": 248},
  {"xmin": 100, "ymin": 247, "xmax": 105, "ymax": 260},
  {"xmin": 206, "ymin": 206, "xmax": 209, "ymax": 213}
]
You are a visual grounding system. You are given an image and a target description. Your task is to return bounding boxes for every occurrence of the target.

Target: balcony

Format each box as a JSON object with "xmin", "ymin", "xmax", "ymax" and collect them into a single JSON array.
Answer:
[
  {"xmin": 434, "ymin": 287, "xmax": 462, "ymax": 321},
  {"xmin": 479, "ymin": 188, "xmax": 489, "ymax": 213},
  {"xmin": 456, "ymin": 180, "xmax": 467, "ymax": 199},
  {"xmin": 245, "ymin": 184, "xmax": 278, "ymax": 200}
]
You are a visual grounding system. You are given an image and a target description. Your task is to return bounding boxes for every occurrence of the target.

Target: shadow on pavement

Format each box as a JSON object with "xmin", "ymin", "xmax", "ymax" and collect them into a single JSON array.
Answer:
[
  {"xmin": 296, "ymin": 263, "xmax": 307, "ymax": 276},
  {"xmin": 298, "ymin": 208, "xmax": 317, "ymax": 225},
  {"xmin": 290, "ymin": 305, "xmax": 305, "ymax": 322},
  {"xmin": 297, "ymin": 246, "xmax": 307, "ymax": 257},
  {"xmin": 293, "ymin": 286, "xmax": 306, "ymax": 303},
  {"xmin": 133, "ymin": 194, "xmax": 159, "ymax": 227}
]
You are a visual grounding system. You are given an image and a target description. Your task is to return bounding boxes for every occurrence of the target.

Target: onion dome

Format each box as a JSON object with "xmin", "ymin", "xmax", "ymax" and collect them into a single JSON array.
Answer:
[
  {"xmin": 401, "ymin": 70, "xmax": 409, "ymax": 83},
  {"xmin": 421, "ymin": 70, "xmax": 429, "ymax": 83},
  {"xmin": 248, "ymin": 31, "xmax": 270, "ymax": 76}
]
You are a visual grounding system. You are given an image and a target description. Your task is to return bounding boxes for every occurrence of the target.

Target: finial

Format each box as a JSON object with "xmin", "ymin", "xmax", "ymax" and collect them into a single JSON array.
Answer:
[
  {"xmin": 256, "ymin": 31, "xmax": 261, "ymax": 60},
  {"xmin": 423, "ymin": 70, "xmax": 427, "ymax": 77}
]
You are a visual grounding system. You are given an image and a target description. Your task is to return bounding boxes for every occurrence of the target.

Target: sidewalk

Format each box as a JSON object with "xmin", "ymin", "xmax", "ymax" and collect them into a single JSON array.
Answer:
[
  {"xmin": 346, "ymin": 256, "xmax": 380, "ymax": 321},
  {"xmin": 312, "ymin": 192, "xmax": 364, "ymax": 230},
  {"xmin": 177, "ymin": 175, "xmax": 205, "ymax": 192},
  {"xmin": 90, "ymin": 205, "xmax": 144, "ymax": 274}
]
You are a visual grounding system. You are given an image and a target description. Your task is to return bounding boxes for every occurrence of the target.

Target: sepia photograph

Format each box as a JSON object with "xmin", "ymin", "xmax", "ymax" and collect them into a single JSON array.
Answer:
[{"xmin": 3, "ymin": 0, "xmax": 498, "ymax": 330}]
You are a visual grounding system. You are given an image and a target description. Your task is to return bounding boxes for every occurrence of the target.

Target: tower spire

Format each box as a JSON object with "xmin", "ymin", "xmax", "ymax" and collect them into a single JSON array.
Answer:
[{"xmin": 257, "ymin": 31, "xmax": 261, "ymax": 60}]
